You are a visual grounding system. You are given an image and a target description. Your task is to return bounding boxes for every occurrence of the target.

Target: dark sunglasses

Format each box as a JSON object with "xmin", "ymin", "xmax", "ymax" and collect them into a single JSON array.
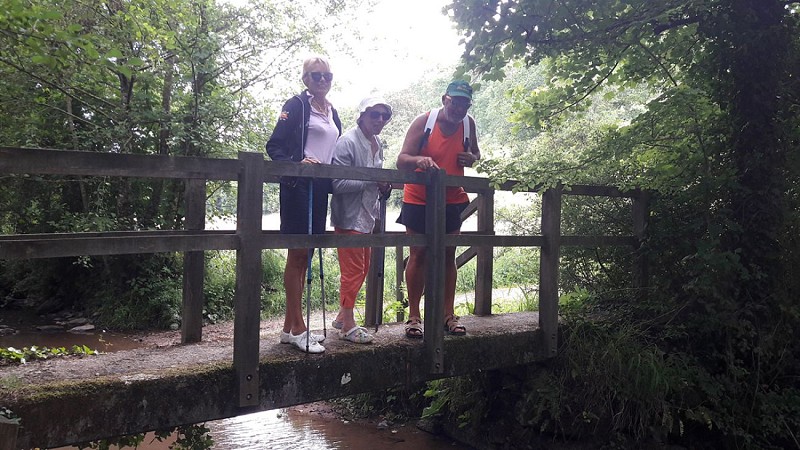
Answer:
[
  {"xmin": 367, "ymin": 111, "xmax": 392, "ymax": 121},
  {"xmin": 446, "ymin": 95, "xmax": 472, "ymax": 109},
  {"xmin": 307, "ymin": 71, "xmax": 333, "ymax": 82}
]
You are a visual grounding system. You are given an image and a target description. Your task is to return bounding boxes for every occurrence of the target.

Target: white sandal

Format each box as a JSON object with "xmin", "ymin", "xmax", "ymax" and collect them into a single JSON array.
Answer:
[{"xmin": 339, "ymin": 326, "xmax": 374, "ymax": 344}]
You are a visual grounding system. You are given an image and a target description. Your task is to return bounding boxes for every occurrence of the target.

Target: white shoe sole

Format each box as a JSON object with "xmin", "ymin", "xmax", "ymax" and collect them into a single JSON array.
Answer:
[
  {"xmin": 280, "ymin": 331, "xmax": 325, "ymax": 344},
  {"xmin": 280, "ymin": 331, "xmax": 325, "ymax": 353}
]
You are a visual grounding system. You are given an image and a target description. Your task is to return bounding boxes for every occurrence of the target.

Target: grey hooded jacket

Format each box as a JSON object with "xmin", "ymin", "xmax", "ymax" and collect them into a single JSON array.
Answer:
[{"xmin": 330, "ymin": 127, "xmax": 384, "ymax": 233}]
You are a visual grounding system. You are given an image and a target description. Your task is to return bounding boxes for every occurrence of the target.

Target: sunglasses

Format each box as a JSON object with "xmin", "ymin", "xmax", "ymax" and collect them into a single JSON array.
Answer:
[
  {"xmin": 307, "ymin": 71, "xmax": 333, "ymax": 82},
  {"xmin": 367, "ymin": 111, "xmax": 392, "ymax": 121},
  {"xmin": 446, "ymin": 95, "xmax": 472, "ymax": 109}
]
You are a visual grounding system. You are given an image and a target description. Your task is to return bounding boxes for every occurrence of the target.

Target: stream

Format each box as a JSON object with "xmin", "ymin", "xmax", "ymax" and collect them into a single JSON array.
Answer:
[{"xmin": 0, "ymin": 308, "xmax": 470, "ymax": 450}]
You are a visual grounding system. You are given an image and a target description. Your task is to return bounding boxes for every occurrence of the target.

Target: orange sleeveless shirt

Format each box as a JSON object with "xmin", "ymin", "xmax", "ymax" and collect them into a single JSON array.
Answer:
[{"xmin": 403, "ymin": 114, "xmax": 470, "ymax": 205}]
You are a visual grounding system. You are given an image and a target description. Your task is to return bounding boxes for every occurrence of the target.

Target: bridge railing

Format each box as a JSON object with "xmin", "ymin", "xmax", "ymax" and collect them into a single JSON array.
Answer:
[{"xmin": 0, "ymin": 147, "xmax": 649, "ymax": 408}]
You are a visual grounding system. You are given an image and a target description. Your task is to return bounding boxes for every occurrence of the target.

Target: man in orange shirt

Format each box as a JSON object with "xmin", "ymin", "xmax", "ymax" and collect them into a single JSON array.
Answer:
[{"xmin": 396, "ymin": 80, "xmax": 481, "ymax": 338}]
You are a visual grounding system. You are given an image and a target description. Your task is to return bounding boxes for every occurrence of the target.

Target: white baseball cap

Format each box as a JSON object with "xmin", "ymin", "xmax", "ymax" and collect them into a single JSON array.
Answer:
[{"xmin": 357, "ymin": 96, "xmax": 392, "ymax": 122}]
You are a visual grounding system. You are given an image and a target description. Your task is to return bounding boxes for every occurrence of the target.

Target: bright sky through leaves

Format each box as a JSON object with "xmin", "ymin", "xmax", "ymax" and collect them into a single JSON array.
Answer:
[{"xmin": 329, "ymin": 0, "xmax": 463, "ymax": 107}]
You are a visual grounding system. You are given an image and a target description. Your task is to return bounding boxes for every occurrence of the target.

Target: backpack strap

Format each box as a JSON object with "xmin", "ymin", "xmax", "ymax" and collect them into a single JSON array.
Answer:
[
  {"xmin": 418, "ymin": 108, "xmax": 440, "ymax": 151},
  {"xmin": 462, "ymin": 114, "xmax": 471, "ymax": 152},
  {"xmin": 418, "ymin": 108, "xmax": 472, "ymax": 152}
]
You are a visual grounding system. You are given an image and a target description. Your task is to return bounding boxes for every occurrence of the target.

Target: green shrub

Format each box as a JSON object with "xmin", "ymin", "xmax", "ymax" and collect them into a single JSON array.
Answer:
[
  {"xmin": 203, "ymin": 251, "xmax": 236, "ymax": 323},
  {"xmin": 89, "ymin": 254, "xmax": 183, "ymax": 330}
]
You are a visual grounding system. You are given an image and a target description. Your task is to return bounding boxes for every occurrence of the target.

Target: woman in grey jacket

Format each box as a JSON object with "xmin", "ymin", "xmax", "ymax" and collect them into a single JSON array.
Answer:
[{"xmin": 329, "ymin": 97, "xmax": 393, "ymax": 343}]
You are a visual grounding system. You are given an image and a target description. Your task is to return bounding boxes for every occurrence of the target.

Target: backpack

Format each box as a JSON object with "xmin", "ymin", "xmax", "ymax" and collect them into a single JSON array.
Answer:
[{"xmin": 418, "ymin": 107, "xmax": 471, "ymax": 151}]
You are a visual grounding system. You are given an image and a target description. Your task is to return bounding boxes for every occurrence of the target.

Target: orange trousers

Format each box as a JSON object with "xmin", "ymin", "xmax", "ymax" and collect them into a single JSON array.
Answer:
[{"xmin": 335, "ymin": 228, "xmax": 371, "ymax": 309}]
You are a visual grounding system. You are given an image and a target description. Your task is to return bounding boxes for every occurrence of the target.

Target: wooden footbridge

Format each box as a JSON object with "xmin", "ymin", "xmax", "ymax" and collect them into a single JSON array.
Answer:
[{"xmin": 0, "ymin": 147, "xmax": 649, "ymax": 449}]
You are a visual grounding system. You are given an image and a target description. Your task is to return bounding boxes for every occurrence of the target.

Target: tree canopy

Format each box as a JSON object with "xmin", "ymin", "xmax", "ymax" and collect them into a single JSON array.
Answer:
[
  {"xmin": 0, "ymin": 0, "xmax": 363, "ymax": 323},
  {"xmin": 445, "ymin": 0, "xmax": 800, "ymax": 447}
]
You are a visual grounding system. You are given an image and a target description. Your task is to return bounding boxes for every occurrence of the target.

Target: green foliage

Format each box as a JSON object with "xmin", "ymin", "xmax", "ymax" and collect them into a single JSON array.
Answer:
[
  {"xmin": 0, "ymin": 0, "xmax": 366, "ymax": 325},
  {"xmin": 158, "ymin": 423, "xmax": 214, "ymax": 450},
  {"xmin": 331, "ymin": 386, "xmax": 427, "ymax": 425},
  {"xmin": 202, "ymin": 251, "xmax": 236, "ymax": 324},
  {"xmin": 445, "ymin": 0, "xmax": 800, "ymax": 447},
  {"xmin": 259, "ymin": 249, "xmax": 339, "ymax": 319},
  {"xmin": 492, "ymin": 247, "xmax": 539, "ymax": 288},
  {"xmin": 0, "ymin": 344, "xmax": 97, "ymax": 366},
  {"xmin": 77, "ymin": 424, "xmax": 213, "ymax": 450},
  {"xmin": 204, "ymin": 249, "xmax": 295, "ymax": 322},
  {"xmin": 421, "ymin": 379, "xmax": 450, "ymax": 419}
]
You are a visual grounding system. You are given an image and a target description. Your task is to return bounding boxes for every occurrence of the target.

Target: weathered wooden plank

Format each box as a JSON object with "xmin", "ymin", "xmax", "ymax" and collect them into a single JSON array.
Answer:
[
  {"xmin": 0, "ymin": 232, "xmax": 237, "ymax": 259},
  {"xmin": 0, "ymin": 147, "xmax": 239, "ymax": 180},
  {"xmin": 1, "ymin": 232, "xmax": 627, "ymax": 259},
  {"xmin": 261, "ymin": 160, "xmax": 425, "ymax": 186},
  {"xmin": 456, "ymin": 246, "xmax": 477, "ymax": 268},
  {"xmin": 259, "ymin": 232, "xmax": 426, "ymax": 249},
  {"xmin": 475, "ymin": 190, "xmax": 495, "ymax": 316},
  {"xmin": 425, "ymin": 169, "xmax": 446, "ymax": 374},
  {"xmin": 233, "ymin": 152, "xmax": 262, "ymax": 407},
  {"xmin": 182, "ymin": 179, "xmax": 206, "ymax": 344},
  {"xmin": 445, "ymin": 234, "xmax": 545, "ymax": 248},
  {"xmin": 365, "ymin": 196, "xmax": 388, "ymax": 327},
  {"xmin": 560, "ymin": 235, "xmax": 637, "ymax": 247},
  {"xmin": 565, "ymin": 185, "xmax": 640, "ymax": 198},
  {"xmin": 539, "ymin": 187, "xmax": 562, "ymax": 357},
  {"xmin": 460, "ymin": 197, "xmax": 480, "ymax": 220}
]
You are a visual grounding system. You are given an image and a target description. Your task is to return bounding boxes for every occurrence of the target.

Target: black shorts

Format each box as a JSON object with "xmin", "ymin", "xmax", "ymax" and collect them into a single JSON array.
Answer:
[
  {"xmin": 396, "ymin": 202, "xmax": 468, "ymax": 234},
  {"xmin": 279, "ymin": 178, "xmax": 329, "ymax": 234}
]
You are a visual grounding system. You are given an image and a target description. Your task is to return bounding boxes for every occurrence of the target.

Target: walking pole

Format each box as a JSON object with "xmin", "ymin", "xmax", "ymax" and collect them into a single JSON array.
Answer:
[
  {"xmin": 318, "ymin": 246, "xmax": 327, "ymax": 339},
  {"xmin": 305, "ymin": 180, "xmax": 314, "ymax": 352}
]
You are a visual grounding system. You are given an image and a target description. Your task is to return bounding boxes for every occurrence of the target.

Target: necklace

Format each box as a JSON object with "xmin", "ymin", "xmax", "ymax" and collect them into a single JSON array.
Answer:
[{"xmin": 312, "ymin": 98, "xmax": 328, "ymax": 113}]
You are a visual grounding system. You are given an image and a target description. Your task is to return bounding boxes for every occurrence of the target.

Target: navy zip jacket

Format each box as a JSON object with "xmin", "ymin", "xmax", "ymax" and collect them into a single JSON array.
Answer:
[{"xmin": 265, "ymin": 90, "xmax": 342, "ymax": 162}]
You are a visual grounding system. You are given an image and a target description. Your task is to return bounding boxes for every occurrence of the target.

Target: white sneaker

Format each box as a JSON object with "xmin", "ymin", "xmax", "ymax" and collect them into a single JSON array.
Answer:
[
  {"xmin": 280, "ymin": 330, "xmax": 325, "ymax": 344},
  {"xmin": 281, "ymin": 331, "xmax": 325, "ymax": 353}
]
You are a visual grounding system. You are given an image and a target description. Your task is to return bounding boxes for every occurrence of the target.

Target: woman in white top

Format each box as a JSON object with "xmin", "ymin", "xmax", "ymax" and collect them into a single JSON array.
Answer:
[{"xmin": 266, "ymin": 56, "xmax": 342, "ymax": 353}]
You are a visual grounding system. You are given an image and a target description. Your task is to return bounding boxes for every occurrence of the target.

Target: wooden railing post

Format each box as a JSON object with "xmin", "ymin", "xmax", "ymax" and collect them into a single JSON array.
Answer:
[
  {"xmin": 182, "ymin": 178, "xmax": 205, "ymax": 344},
  {"xmin": 233, "ymin": 152, "xmax": 262, "ymax": 407},
  {"xmin": 632, "ymin": 190, "xmax": 651, "ymax": 293},
  {"xmin": 365, "ymin": 196, "xmax": 387, "ymax": 327},
  {"xmin": 474, "ymin": 189, "xmax": 494, "ymax": 316},
  {"xmin": 424, "ymin": 169, "xmax": 446, "ymax": 374},
  {"xmin": 539, "ymin": 186, "xmax": 562, "ymax": 357}
]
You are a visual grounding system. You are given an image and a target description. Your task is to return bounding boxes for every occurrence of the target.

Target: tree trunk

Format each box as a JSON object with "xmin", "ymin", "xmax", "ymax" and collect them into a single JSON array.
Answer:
[{"xmin": 725, "ymin": 0, "xmax": 789, "ymax": 306}]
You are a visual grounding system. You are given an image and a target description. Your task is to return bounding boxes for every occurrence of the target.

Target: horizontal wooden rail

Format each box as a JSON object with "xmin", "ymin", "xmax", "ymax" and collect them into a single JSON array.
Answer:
[
  {"xmin": 0, "ymin": 231, "xmax": 238, "ymax": 259},
  {"xmin": 0, "ymin": 147, "xmax": 650, "ymax": 414},
  {"xmin": 0, "ymin": 147, "xmax": 240, "ymax": 180}
]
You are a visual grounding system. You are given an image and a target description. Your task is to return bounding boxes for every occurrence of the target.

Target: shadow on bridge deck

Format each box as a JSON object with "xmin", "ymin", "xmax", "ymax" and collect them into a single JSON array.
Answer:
[{"xmin": 0, "ymin": 312, "xmax": 546, "ymax": 449}]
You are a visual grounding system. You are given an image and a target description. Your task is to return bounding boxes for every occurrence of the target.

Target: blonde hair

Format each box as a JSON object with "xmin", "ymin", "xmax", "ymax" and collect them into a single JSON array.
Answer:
[{"xmin": 302, "ymin": 56, "xmax": 331, "ymax": 79}]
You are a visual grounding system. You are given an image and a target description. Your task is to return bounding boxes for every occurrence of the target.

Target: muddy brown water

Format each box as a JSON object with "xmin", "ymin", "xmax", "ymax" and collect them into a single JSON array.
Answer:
[
  {"xmin": 0, "ymin": 308, "xmax": 145, "ymax": 352},
  {"xmin": 1, "ymin": 308, "xmax": 471, "ymax": 450},
  {"xmin": 51, "ymin": 407, "xmax": 467, "ymax": 450}
]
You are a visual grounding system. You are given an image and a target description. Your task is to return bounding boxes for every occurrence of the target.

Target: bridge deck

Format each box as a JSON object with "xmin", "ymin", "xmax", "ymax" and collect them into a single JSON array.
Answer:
[{"xmin": 0, "ymin": 312, "xmax": 546, "ymax": 449}]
